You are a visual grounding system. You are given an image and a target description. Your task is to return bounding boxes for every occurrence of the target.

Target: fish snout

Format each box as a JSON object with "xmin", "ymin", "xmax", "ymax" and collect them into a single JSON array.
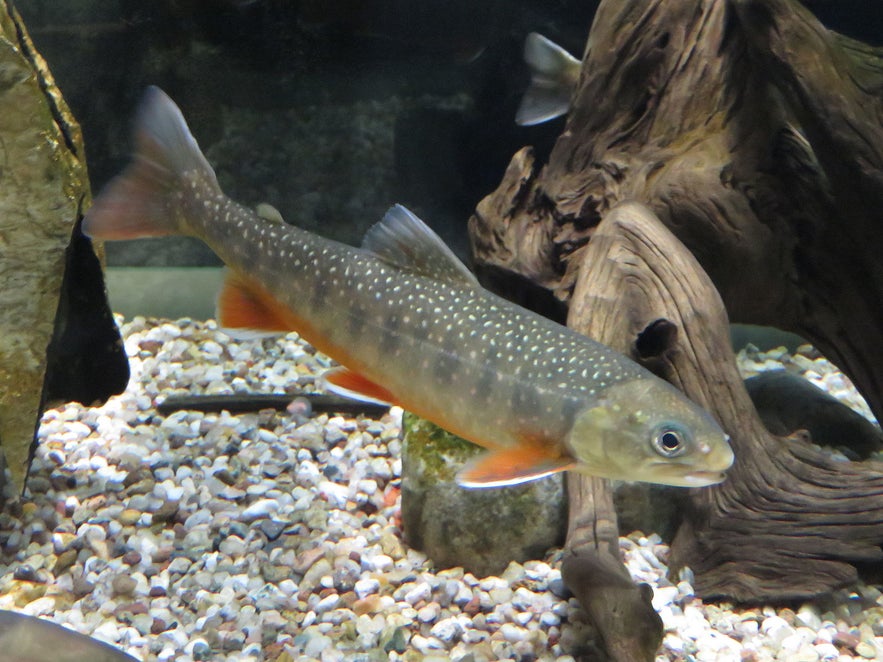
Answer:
[{"xmin": 682, "ymin": 433, "xmax": 734, "ymax": 486}]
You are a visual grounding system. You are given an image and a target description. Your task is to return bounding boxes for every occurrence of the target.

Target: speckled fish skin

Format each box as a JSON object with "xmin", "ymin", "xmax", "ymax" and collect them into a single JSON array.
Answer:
[{"xmin": 83, "ymin": 87, "xmax": 734, "ymax": 488}]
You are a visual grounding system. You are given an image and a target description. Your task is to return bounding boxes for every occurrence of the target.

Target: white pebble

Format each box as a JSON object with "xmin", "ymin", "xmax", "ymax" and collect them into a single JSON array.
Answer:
[
  {"xmin": 240, "ymin": 498, "xmax": 279, "ymax": 521},
  {"xmin": 354, "ymin": 578, "xmax": 380, "ymax": 599},
  {"xmin": 404, "ymin": 582, "xmax": 432, "ymax": 605}
]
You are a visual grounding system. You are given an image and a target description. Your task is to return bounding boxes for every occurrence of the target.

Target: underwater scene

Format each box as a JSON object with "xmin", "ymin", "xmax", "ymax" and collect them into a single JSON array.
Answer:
[{"xmin": 2, "ymin": 0, "xmax": 883, "ymax": 661}]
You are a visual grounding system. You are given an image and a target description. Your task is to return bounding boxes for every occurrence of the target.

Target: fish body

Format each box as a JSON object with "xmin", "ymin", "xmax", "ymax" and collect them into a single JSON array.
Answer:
[
  {"xmin": 516, "ymin": 32, "xmax": 583, "ymax": 126},
  {"xmin": 84, "ymin": 87, "xmax": 733, "ymax": 488},
  {"xmin": 0, "ymin": 609, "xmax": 138, "ymax": 662}
]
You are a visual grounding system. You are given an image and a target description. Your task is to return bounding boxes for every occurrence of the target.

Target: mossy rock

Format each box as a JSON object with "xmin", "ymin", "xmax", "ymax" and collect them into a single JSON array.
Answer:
[{"xmin": 400, "ymin": 412, "xmax": 566, "ymax": 577}]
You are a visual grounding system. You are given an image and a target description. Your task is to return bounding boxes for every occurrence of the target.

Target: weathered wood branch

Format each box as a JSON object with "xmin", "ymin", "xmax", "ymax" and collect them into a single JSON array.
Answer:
[
  {"xmin": 470, "ymin": 0, "xmax": 883, "ymax": 424},
  {"xmin": 730, "ymin": 0, "xmax": 883, "ymax": 450},
  {"xmin": 562, "ymin": 474, "xmax": 662, "ymax": 662},
  {"xmin": 583, "ymin": 203, "xmax": 883, "ymax": 603},
  {"xmin": 469, "ymin": 0, "xmax": 883, "ymax": 607}
]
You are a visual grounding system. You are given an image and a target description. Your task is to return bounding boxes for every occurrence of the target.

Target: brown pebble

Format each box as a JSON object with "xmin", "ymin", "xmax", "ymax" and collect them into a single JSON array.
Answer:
[
  {"xmin": 463, "ymin": 595, "xmax": 481, "ymax": 616},
  {"xmin": 151, "ymin": 501, "xmax": 179, "ymax": 524},
  {"xmin": 214, "ymin": 469, "xmax": 237, "ymax": 486},
  {"xmin": 152, "ymin": 547, "xmax": 173, "ymax": 564},
  {"xmin": 149, "ymin": 586, "xmax": 167, "ymax": 598},
  {"xmin": 72, "ymin": 575, "xmax": 94, "ymax": 598},
  {"xmin": 53, "ymin": 549, "xmax": 78, "ymax": 574},
  {"xmin": 353, "ymin": 595, "xmax": 381, "ymax": 616},
  {"xmin": 112, "ymin": 574, "xmax": 137, "ymax": 596},
  {"xmin": 150, "ymin": 618, "xmax": 168, "ymax": 634},
  {"xmin": 262, "ymin": 643, "xmax": 288, "ymax": 661},
  {"xmin": 122, "ymin": 551, "xmax": 142, "ymax": 566},
  {"xmin": 834, "ymin": 631, "xmax": 861, "ymax": 650},
  {"xmin": 292, "ymin": 546, "xmax": 326, "ymax": 574},
  {"xmin": 139, "ymin": 339, "xmax": 163, "ymax": 354},
  {"xmin": 339, "ymin": 591, "xmax": 357, "ymax": 608},
  {"xmin": 126, "ymin": 479, "xmax": 153, "ymax": 496},
  {"xmin": 83, "ymin": 495, "xmax": 108, "ymax": 510},
  {"xmin": 115, "ymin": 602, "xmax": 149, "ymax": 617},
  {"xmin": 123, "ymin": 467, "xmax": 146, "ymax": 487},
  {"xmin": 118, "ymin": 509, "xmax": 142, "ymax": 526}
]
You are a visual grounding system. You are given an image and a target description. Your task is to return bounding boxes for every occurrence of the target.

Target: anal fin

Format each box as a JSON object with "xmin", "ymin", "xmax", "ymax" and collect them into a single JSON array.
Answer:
[
  {"xmin": 456, "ymin": 444, "xmax": 574, "ymax": 488},
  {"xmin": 322, "ymin": 366, "xmax": 396, "ymax": 407}
]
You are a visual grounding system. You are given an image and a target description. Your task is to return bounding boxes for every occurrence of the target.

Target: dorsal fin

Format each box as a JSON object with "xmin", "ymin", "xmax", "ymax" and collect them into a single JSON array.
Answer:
[
  {"xmin": 362, "ymin": 204, "xmax": 478, "ymax": 286},
  {"xmin": 255, "ymin": 202, "xmax": 285, "ymax": 225}
]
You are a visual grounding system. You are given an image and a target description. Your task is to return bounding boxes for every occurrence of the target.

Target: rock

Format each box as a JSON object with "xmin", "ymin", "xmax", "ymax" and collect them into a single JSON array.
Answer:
[
  {"xmin": 0, "ymin": 4, "xmax": 108, "ymax": 494},
  {"xmin": 240, "ymin": 498, "xmax": 279, "ymax": 522},
  {"xmin": 382, "ymin": 626, "xmax": 410, "ymax": 654},
  {"xmin": 257, "ymin": 519, "xmax": 287, "ymax": 541},
  {"xmin": 856, "ymin": 641, "xmax": 879, "ymax": 659},
  {"xmin": 118, "ymin": 509, "xmax": 142, "ymax": 526},
  {"xmin": 832, "ymin": 630, "xmax": 860, "ymax": 650},
  {"xmin": 112, "ymin": 574, "xmax": 137, "ymax": 596},
  {"xmin": 300, "ymin": 559, "xmax": 332, "ymax": 592},
  {"xmin": 53, "ymin": 549, "xmax": 78, "ymax": 574},
  {"xmin": 151, "ymin": 500, "xmax": 179, "ymax": 524},
  {"xmin": 400, "ymin": 413, "xmax": 566, "ymax": 576}
]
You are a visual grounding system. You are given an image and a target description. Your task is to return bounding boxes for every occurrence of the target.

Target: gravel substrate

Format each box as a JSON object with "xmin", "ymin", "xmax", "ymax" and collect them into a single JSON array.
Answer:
[{"xmin": 1, "ymin": 316, "xmax": 882, "ymax": 661}]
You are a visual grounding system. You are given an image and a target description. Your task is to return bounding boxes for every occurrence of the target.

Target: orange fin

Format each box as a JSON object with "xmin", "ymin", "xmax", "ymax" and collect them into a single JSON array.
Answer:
[
  {"xmin": 456, "ymin": 444, "xmax": 575, "ymax": 488},
  {"xmin": 322, "ymin": 367, "xmax": 396, "ymax": 406},
  {"xmin": 217, "ymin": 272, "xmax": 292, "ymax": 336}
]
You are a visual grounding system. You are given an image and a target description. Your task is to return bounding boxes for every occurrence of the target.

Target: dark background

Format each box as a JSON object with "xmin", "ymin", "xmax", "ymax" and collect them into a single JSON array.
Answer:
[{"xmin": 14, "ymin": 0, "xmax": 880, "ymax": 266}]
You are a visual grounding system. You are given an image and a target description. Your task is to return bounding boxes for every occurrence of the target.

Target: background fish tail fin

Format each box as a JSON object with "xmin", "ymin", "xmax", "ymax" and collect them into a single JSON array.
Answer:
[
  {"xmin": 83, "ymin": 86, "xmax": 220, "ymax": 240},
  {"xmin": 516, "ymin": 32, "xmax": 580, "ymax": 126}
]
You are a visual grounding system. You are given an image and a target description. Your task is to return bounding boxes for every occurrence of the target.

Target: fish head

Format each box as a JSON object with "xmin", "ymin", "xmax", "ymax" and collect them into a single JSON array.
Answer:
[{"xmin": 566, "ymin": 378, "xmax": 734, "ymax": 487}]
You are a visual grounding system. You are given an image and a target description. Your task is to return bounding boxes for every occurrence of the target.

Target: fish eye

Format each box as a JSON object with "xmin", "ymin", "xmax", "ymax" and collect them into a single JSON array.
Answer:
[{"xmin": 652, "ymin": 424, "xmax": 689, "ymax": 458}]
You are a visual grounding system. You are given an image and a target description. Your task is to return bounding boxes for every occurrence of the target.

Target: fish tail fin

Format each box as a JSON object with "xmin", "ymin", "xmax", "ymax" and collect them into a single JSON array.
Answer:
[
  {"xmin": 83, "ymin": 86, "xmax": 220, "ymax": 240},
  {"xmin": 515, "ymin": 32, "xmax": 582, "ymax": 126}
]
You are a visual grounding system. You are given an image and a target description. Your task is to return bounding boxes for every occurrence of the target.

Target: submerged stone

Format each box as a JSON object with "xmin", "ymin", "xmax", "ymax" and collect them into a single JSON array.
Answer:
[
  {"xmin": 0, "ymin": 6, "xmax": 125, "ymax": 495},
  {"xmin": 400, "ymin": 413, "xmax": 566, "ymax": 577}
]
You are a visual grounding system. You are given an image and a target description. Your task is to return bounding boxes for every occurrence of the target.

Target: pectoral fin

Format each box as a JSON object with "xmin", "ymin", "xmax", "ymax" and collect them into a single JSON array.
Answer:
[
  {"xmin": 456, "ymin": 444, "xmax": 575, "ymax": 488},
  {"xmin": 322, "ymin": 367, "xmax": 396, "ymax": 406}
]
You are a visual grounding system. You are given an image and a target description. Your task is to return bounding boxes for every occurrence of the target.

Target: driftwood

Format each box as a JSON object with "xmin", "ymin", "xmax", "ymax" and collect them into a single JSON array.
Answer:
[
  {"xmin": 472, "ymin": 0, "xmax": 883, "ymax": 422},
  {"xmin": 562, "ymin": 474, "xmax": 662, "ymax": 661},
  {"xmin": 469, "ymin": 0, "xmax": 883, "ymax": 655}
]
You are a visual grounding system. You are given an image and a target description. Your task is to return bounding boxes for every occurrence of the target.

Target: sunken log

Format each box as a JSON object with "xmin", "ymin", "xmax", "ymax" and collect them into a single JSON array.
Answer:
[
  {"xmin": 468, "ymin": 0, "xmax": 883, "ymax": 634},
  {"xmin": 562, "ymin": 474, "xmax": 662, "ymax": 661},
  {"xmin": 566, "ymin": 202, "xmax": 883, "ymax": 606}
]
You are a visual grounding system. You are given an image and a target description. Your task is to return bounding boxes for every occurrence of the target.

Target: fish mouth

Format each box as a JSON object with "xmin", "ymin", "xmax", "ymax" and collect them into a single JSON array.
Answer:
[{"xmin": 681, "ymin": 470, "xmax": 727, "ymax": 487}]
